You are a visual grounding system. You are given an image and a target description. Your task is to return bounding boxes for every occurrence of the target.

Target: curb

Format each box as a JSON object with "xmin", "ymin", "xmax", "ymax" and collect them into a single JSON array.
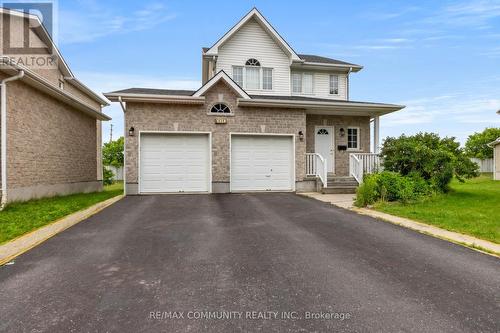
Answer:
[
  {"xmin": 299, "ymin": 193, "xmax": 499, "ymax": 257},
  {"xmin": 0, "ymin": 195, "xmax": 124, "ymax": 266},
  {"xmin": 353, "ymin": 208, "xmax": 500, "ymax": 257}
]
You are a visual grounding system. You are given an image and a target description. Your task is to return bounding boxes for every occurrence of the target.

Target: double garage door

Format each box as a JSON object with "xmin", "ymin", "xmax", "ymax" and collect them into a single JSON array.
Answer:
[{"xmin": 139, "ymin": 133, "xmax": 294, "ymax": 193}]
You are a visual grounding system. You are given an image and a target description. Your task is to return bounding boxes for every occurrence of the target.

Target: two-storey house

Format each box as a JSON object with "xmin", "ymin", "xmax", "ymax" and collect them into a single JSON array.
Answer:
[{"xmin": 104, "ymin": 8, "xmax": 404, "ymax": 195}]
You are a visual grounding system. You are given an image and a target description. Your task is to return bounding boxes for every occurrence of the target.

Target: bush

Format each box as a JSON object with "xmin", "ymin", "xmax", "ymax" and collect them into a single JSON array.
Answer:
[
  {"xmin": 355, "ymin": 174, "xmax": 378, "ymax": 207},
  {"xmin": 103, "ymin": 168, "xmax": 114, "ymax": 186},
  {"xmin": 355, "ymin": 171, "xmax": 433, "ymax": 207},
  {"xmin": 380, "ymin": 132, "xmax": 479, "ymax": 192}
]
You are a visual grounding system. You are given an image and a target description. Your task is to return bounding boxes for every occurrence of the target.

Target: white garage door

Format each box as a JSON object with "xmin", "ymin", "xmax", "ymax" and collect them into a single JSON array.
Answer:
[
  {"xmin": 140, "ymin": 133, "xmax": 210, "ymax": 193},
  {"xmin": 231, "ymin": 135, "xmax": 294, "ymax": 192}
]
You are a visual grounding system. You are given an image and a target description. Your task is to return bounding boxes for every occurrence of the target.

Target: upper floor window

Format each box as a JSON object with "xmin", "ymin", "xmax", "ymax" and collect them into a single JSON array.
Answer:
[
  {"xmin": 245, "ymin": 58, "xmax": 261, "ymax": 66},
  {"xmin": 292, "ymin": 73, "xmax": 314, "ymax": 94},
  {"xmin": 210, "ymin": 103, "xmax": 231, "ymax": 114},
  {"xmin": 232, "ymin": 58, "xmax": 273, "ymax": 90},
  {"xmin": 233, "ymin": 66, "xmax": 243, "ymax": 87},
  {"xmin": 330, "ymin": 75, "xmax": 339, "ymax": 95},
  {"xmin": 347, "ymin": 127, "xmax": 359, "ymax": 150}
]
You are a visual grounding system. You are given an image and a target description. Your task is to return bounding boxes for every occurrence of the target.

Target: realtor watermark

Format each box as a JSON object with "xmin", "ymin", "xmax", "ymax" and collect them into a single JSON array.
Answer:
[
  {"xmin": 1, "ymin": 0, "xmax": 58, "ymax": 69},
  {"xmin": 149, "ymin": 310, "xmax": 352, "ymax": 321}
]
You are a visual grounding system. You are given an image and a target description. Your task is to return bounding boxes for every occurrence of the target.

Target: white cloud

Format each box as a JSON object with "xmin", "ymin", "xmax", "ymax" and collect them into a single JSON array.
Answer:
[
  {"xmin": 59, "ymin": 2, "xmax": 176, "ymax": 44},
  {"xmin": 74, "ymin": 71, "xmax": 200, "ymax": 143},
  {"xmin": 360, "ymin": 6, "xmax": 420, "ymax": 20},
  {"xmin": 382, "ymin": 92, "xmax": 500, "ymax": 144}
]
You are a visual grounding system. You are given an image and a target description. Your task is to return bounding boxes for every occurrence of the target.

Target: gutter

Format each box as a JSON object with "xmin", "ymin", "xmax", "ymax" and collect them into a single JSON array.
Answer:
[
  {"xmin": 1, "ymin": 69, "xmax": 25, "ymax": 210},
  {"xmin": 104, "ymin": 93, "xmax": 205, "ymax": 105},
  {"xmin": 64, "ymin": 76, "xmax": 110, "ymax": 106},
  {"xmin": 0, "ymin": 59, "xmax": 110, "ymax": 121},
  {"xmin": 238, "ymin": 98, "xmax": 405, "ymax": 110}
]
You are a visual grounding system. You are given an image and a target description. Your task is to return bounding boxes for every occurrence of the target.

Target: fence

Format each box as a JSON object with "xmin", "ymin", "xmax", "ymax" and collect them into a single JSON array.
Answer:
[
  {"xmin": 105, "ymin": 166, "xmax": 124, "ymax": 181},
  {"xmin": 470, "ymin": 158, "xmax": 494, "ymax": 173}
]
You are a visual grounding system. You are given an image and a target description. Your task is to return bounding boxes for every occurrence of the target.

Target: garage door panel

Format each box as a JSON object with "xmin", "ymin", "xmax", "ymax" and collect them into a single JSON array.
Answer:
[
  {"xmin": 231, "ymin": 136, "xmax": 293, "ymax": 192},
  {"xmin": 140, "ymin": 134, "xmax": 210, "ymax": 193}
]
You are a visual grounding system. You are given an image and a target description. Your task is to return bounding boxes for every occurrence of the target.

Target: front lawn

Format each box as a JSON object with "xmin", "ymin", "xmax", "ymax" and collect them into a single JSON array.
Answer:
[
  {"xmin": 373, "ymin": 174, "xmax": 500, "ymax": 244},
  {"xmin": 0, "ymin": 182, "xmax": 123, "ymax": 245}
]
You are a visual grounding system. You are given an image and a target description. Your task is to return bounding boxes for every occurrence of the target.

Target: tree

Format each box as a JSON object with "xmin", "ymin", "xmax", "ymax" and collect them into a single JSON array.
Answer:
[
  {"xmin": 103, "ymin": 137, "xmax": 124, "ymax": 168},
  {"xmin": 380, "ymin": 132, "xmax": 479, "ymax": 191},
  {"xmin": 464, "ymin": 127, "xmax": 500, "ymax": 159}
]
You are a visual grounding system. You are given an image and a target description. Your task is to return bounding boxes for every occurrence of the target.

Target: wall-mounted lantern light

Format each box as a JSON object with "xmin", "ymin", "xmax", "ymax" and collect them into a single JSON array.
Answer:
[
  {"xmin": 298, "ymin": 131, "xmax": 304, "ymax": 141},
  {"xmin": 339, "ymin": 128, "xmax": 345, "ymax": 137},
  {"xmin": 128, "ymin": 127, "xmax": 135, "ymax": 136}
]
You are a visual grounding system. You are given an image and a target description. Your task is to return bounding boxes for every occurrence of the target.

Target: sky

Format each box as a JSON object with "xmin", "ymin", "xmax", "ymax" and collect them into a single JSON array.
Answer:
[{"xmin": 50, "ymin": 0, "xmax": 500, "ymax": 145}]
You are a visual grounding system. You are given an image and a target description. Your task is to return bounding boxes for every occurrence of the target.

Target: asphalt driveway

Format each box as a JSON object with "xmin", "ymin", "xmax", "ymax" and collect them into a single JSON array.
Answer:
[{"xmin": 0, "ymin": 194, "xmax": 499, "ymax": 332}]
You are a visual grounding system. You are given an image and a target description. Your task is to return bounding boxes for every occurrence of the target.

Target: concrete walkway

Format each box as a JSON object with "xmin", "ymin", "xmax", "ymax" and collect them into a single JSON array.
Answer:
[
  {"xmin": 300, "ymin": 192, "xmax": 499, "ymax": 256},
  {"xmin": 299, "ymin": 192, "xmax": 356, "ymax": 209}
]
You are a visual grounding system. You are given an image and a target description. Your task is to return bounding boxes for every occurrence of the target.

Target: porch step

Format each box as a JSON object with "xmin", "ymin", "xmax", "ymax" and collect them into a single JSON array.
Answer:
[
  {"xmin": 323, "ymin": 176, "xmax": 358, "ymax": 194},
  {"xmin": 322, "ymin": 185, "xmax": 358, "ymax": 194}
]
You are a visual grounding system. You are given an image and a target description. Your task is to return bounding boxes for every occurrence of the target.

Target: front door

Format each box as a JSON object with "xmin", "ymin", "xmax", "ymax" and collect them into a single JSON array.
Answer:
[{"xmin": 315, "ymin": 126, "xmax": 334, "ymax": 173}]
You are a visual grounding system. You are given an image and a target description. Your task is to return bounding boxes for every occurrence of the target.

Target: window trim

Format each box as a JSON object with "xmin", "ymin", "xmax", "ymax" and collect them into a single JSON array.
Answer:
[
  {"xmin": 291, "ymin": 72, "xmax": 315, "ymax": 95},
  {"xmin": 232, "ymin": 66, "xmax": 244, "ymax": 87},
  {"xmin": 329, "ymin": 74, "xmax": 339, "ymax": 96},
  {"xmin": 207, "ymin": 102, "xmax": 234, "ymax": 116},
  {"xmin": 347, "ymin": 127, "xmax": 360, "ymax": 151},
  {"xmin": 232, "ymin": 63, "xmax": 273, "ymax": 91}
]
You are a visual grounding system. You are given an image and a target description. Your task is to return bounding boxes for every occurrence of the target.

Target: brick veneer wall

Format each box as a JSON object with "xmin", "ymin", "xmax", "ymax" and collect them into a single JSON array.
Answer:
[
  {"xmin": 6, "ymin": 79, "xmax": 99, "ymax": 189},
  {"xmin": 125, "ymin": 81, "xmax": 307, "ymax": 189},
  {"xmin": 306, "ymin": 114, "xmax": 371, "ymax": 176}
]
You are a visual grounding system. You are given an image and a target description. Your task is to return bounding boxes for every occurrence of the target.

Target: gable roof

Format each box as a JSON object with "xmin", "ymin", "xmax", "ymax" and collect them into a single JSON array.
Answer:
[
  {"xmin": 108, "ymin": 88, "xmax": 196, "ymax": 96},
  {"xmin": 204, "ymin": 8, "xmax": 301, "ymax": 61},
  {"xmin": 193, "ymin": 70, "xmax": 250, "ymax": 98},
  {"xmin": 298, "ymin": 54, "xmax": 361, "ymax": 67}
]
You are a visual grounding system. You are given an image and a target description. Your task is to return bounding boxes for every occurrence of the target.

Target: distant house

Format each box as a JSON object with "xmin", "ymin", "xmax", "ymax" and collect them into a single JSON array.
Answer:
[
  {"xmin": 488, "ymin": 138, "xmax": 500, "ymax": 181},
  {"xmin": 0, "ymin": 9, "xmax": 110, "ymax": 204}
]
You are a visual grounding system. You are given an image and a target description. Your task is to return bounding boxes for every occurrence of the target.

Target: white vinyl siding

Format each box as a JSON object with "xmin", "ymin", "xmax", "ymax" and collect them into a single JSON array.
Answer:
[
  {"xmin": 291, "ymin": 70, "xmax": 348, "ymax": 100},
  {"xmin": 216, "ymin": 18, "xmax": 290, "ymax": 95}
]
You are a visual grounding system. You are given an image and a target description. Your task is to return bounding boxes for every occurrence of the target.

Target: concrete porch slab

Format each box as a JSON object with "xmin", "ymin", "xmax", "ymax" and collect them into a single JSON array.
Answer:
[{"xmin": 299, "ymin": 192, "xmax": 356, "ymax": 209}]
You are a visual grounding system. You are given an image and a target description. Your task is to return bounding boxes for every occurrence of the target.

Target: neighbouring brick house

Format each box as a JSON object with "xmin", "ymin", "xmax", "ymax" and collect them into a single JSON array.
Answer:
[
  {"xmin": 0, "ymin": 9, "xmax": 110, "ymax": 204},
  {"xmin": 104, "ymin": 8, "xmax": 403, "ymax": 195}
]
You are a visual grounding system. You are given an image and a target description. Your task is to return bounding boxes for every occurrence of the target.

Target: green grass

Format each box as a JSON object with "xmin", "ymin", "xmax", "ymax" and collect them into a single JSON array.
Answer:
[
  {"xmin": 0, "ymin": 182, "xmax": 123, "ymax": 244},
  {"xmin": 373, "ymin": 174, "xmax": 500, "ymax": 244}
]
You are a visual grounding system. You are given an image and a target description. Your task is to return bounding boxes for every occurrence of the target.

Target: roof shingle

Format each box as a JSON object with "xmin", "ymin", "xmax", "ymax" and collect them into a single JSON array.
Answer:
[{"xmin": 106, "ymin": 88, "xmax": 195, "ymax": 96}]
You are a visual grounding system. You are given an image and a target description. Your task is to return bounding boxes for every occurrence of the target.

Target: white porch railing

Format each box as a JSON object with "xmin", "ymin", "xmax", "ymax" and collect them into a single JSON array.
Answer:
[
  {"xmin": 306, "ymin": 153, "xmax": 328, "ymax": 188},
  {"xmin": 349, "ymin": 153, "xmax": 382, "ymax": 183}
]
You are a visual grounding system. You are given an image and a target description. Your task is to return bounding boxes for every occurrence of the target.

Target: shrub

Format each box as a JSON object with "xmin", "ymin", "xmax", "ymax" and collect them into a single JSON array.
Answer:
[
  {"xmin": 380, "ymin": 132, "xmax": 479, "ymax": 192},
  {"xmin": 103, "ymin": 168, "xmax": 114, "ymax": 186},
  {"xmin": 355, "ymin": 174, "xmax": 379, "ymax": 207},
  {"xmin": 354, "ymin": 171, "xmax": 433, "ymax": 207}
]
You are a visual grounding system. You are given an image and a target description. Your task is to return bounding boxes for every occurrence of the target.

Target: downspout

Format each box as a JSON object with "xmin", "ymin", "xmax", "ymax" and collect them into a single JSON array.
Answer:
[
  {"xmin": 346, "ymin": 67, "xmax": 352, "ymax": 100},
  {"xmin": 1, "ymin": 70, "xmax": 25, "ymax": 210},
  {"xmin": 118, "ymin": 96, "xmax": 127, "ymax": 196}
]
